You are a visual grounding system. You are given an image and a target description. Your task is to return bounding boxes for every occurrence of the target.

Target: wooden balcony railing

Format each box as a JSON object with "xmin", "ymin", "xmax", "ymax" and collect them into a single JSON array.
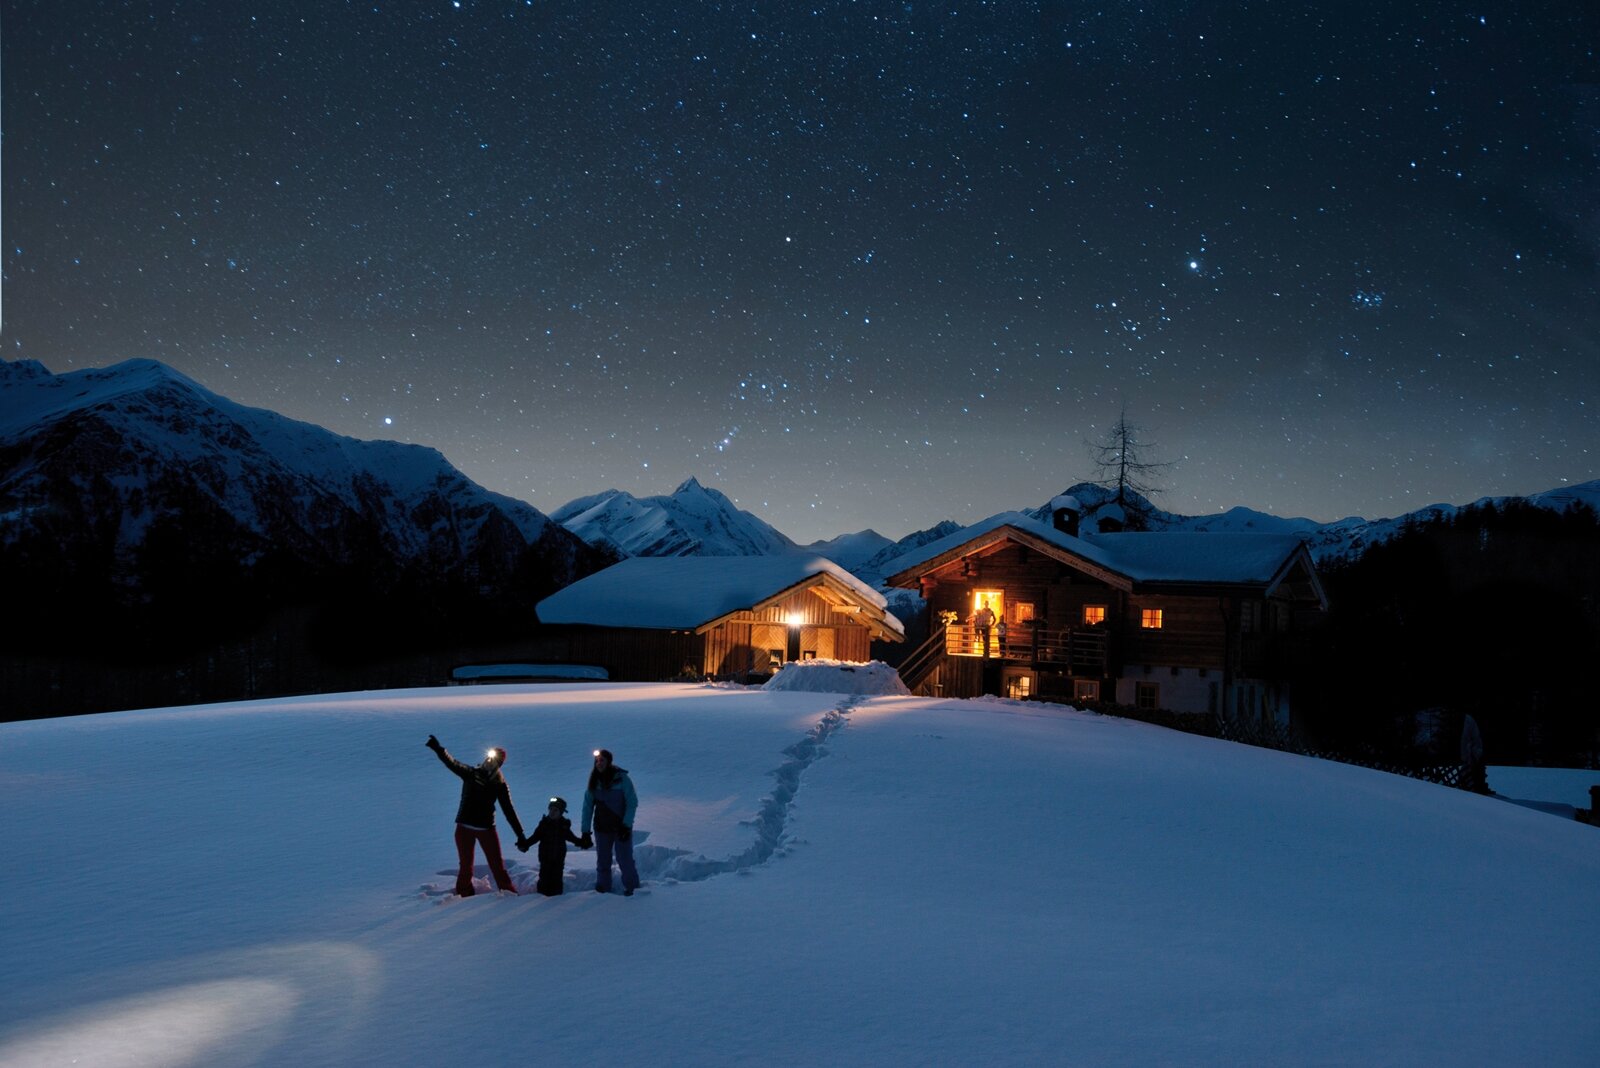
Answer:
[{"xmin": 943, "ymin": 623, "xmax": 1108, "ymax": 675}]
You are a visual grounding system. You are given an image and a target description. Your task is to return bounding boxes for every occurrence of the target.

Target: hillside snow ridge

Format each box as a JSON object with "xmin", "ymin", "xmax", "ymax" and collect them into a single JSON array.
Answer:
[{"xmin": 2, "ymin": 685, "xmax": 1595, "ymax": 1065}]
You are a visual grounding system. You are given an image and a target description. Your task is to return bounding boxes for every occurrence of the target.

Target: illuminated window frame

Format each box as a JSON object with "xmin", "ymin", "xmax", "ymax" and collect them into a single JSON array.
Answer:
[
  {"xmin": 1140, "ymin": 608, "xmax": 1164, "ymax": 629},
  {"xmin": 1083, "ymin": 605, "xmax": 1107, "ymax": 625}
]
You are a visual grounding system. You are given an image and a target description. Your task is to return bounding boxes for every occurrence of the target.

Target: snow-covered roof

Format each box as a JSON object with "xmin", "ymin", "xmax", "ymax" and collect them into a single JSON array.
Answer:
[
  {"xmin": 885, "ymin": 511, "xmax": 1312, "ymax": 589},
  {"xmin": 537, "ymin": 554, "xmax": 904, "ymax": 639}
]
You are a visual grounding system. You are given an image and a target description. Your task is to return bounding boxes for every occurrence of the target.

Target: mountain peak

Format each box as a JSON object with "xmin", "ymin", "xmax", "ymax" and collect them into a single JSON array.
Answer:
[
  {"xmin": 0, "ymin": 358, "xmax": 52, "ymax": 383},
  {"xmin": 555, "ymin": 478, "xmax": 795, "ymax": 557}
]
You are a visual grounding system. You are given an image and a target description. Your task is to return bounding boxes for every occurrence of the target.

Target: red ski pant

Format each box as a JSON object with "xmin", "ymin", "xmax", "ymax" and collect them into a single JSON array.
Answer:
[{"xmin": 454, "ymin": 823, "xmax": 517, "ymax": 895}]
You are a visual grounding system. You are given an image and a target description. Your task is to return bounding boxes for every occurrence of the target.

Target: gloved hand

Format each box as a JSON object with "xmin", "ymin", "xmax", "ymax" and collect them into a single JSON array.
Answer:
[
  {"xmin": 617, "ymin": 825, "xmax": 632, "ymax": 842},
  {"xmin": 515, "ymin": 836, "xmax": 531, "ymax": 853},
  {"xmin": 425, "ymin": 734, "xmax": 442, "ymax": 751},
  {"xmin": 579, "ymin": 832, "xmax": 593, "ymax": 849}
]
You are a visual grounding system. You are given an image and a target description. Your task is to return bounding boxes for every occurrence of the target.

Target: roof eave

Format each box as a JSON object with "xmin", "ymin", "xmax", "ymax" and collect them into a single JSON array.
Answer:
[{"xmin": 886, "ymin": 524, "xmax": 1134, "ymax": 592}]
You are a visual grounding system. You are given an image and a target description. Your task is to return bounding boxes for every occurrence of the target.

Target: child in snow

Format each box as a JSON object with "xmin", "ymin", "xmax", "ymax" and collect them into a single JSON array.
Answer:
[{"xmin": 521, "ymin": 796, "xmax": 586, "ymax": 896}]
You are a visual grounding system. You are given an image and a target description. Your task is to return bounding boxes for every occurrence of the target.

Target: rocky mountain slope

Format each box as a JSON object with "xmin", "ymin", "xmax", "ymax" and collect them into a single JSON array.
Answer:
[{"xmin": 0, "ymin": 358, "xmax": 610, "ymax": 613}]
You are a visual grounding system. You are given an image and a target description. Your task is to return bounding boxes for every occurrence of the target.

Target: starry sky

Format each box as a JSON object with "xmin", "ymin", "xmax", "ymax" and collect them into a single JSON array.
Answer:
[{"xmin": 5, "ymin": 2, "xmax": 1598, "ymax": 542}]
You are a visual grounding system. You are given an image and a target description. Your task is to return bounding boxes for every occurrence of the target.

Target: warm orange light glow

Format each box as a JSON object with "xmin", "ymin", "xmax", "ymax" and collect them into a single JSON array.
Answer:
[
  {"xmin": 1083, "ymin": 605, "xmax": 1107, "ymax": 625},
  {"xmin": 970, "ymin": 590, "xmax": 1003, "ymax": 656},
  {"xmin": 785, "ymin": 612, "xmax": 804, "ymax": 627},
  {"xmin": 1141, "ymin": 608, "xmax": 1164, "ymax": 629}
]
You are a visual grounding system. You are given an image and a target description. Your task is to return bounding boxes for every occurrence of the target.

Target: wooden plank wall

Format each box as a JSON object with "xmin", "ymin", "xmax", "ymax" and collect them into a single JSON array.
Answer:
[
  {"xmin": 922, "ymin": 545, "xmax": 1125, "ymax": 631},
  {"xmin": 1121, "ymin": 594, "xmax": 1230, "ymax": 668},
  {"xmin": 915, "ymin": 652, "xmax": 984, "ymax": 698},
  {"xmin": 920, "ymin": 543, "xmax": 1253, "ymax": 673},
  {"xmin": 549, "ymin": 626, "xmax": 702, "ymax": 681},
  {"xmin": 703, "ymin": 589, "xmax": 875, "ymax": 675}
]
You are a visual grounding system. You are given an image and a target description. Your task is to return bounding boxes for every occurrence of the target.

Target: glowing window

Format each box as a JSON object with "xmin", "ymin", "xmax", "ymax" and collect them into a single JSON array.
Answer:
[
  {"xmin": 1140, "ymin": 609, "xmax": 1164, "ymax": 629},
  {"xmin": 1083, "ymin": 605, "xmax": 1107, "ymax": 625}
]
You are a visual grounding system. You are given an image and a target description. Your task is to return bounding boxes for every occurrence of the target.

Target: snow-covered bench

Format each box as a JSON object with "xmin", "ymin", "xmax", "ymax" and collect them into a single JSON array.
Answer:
[{"xmin": 449, "ymin": 663, "xmax": 609, "ymax": 684}]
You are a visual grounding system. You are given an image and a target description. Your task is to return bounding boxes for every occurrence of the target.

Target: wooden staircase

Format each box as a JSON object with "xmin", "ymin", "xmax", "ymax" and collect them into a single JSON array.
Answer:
[{"xmin": 895, "ymin": 628, "xmax": 950, "ymax": 693}]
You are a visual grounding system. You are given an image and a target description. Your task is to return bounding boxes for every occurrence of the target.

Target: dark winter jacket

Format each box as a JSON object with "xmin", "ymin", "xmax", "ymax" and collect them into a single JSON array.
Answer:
[
  {"xmin": 581, "ymin": 766, "xmax": 637, "ymax": 835},
  {"xmin": 530, "ymin": 814, "xmax": 584, "ymax": 893},
  {"xmin": 433, "ymin": 747, "xmax": 526, "ymax": 839}
]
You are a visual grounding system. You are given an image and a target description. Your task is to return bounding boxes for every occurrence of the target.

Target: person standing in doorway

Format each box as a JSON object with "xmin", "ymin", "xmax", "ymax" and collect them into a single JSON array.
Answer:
[
  {"xmin": 579, "ymin": 748, "xmax": 640, "ymax": 896},
  {"xmin": 426, "ymin": 734, "xmax": 529, "ymax": 896},
  {"xmin": 971, "ymin": 600, "xmax": 997, "ymax": 658}
]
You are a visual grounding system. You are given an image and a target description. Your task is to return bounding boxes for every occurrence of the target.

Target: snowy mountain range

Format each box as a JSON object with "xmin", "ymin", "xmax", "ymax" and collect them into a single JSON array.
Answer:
[
  {"xmin": 6, "ymin": 356, "xmax": 1593, "ymax": 604},
  {"xmin": 551, "ymin": 477, "xmax": 799, "ymax": 557},
  {"xmin": 0, "ymin": 358, "xmax": 609, "ymax": 603},
  {"xmin": 1013, "ymin": 480, "xmax": 1600, "ymax": 565},
  {"xmin": 553, "ymin": 474, "xmax": 1600, "ymax": 581}
]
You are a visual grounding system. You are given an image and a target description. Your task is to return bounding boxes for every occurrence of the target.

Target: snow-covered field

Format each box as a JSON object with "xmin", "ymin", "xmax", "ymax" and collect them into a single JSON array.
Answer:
[{"xmin": 3, "ymin": 680, "xmax": 1597, "ymax": 1066}]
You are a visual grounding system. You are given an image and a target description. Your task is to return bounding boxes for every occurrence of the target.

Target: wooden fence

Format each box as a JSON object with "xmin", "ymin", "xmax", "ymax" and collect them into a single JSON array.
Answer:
[{"xmin": 1033, "ymin": 697, "xmax": 1486, "ymax": 792}]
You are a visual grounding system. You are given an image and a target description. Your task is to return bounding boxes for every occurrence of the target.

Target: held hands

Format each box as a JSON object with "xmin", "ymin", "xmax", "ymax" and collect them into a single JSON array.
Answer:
[
  {"xmin": 425, "ymin": 734, "xmax": 442, "ymax": 752},
  {"xmin": 579, "ymin": 832, "xmax": 593, "ymax": 850},
  {"xmin": 515, "ymin": 836, "xmax": 531, "ymax": 853}
]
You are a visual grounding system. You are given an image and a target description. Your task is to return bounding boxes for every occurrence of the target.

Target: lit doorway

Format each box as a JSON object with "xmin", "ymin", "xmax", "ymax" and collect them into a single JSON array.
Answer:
[{"xmin": 971, "ymin": 589, "xmax": 1004, "ymax": 656}]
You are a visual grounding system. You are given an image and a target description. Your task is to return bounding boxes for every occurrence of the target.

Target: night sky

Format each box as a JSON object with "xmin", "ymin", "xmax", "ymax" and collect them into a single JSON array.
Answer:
[{"xmin": 5, "ymin": 2, "xmax": 1597, "ymax": 542}]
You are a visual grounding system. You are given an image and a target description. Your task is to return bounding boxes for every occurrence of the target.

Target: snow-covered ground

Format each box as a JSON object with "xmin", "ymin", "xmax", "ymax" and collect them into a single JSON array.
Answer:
[{"xmin": 3, "ymin": 683, "xmax": 1597, "ymax": 1066}]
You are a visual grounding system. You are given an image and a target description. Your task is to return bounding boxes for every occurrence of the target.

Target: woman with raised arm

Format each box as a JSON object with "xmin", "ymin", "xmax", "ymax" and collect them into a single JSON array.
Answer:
[{"xmin": 425, "ymin": 734, "xmax": 529, "ymax": 896}]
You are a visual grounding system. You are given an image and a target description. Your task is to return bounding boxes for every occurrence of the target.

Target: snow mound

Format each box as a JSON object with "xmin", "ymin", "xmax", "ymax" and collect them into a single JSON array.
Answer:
[{"xmin": 762, "ymin": 659, "xmax": 910, "ymax": 695}]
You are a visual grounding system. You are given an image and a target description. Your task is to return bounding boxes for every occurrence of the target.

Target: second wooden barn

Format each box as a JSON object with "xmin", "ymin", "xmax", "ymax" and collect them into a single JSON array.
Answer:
[{"xmin": 534, "ymin": 554, "xmax": 905, "ymax": 681}]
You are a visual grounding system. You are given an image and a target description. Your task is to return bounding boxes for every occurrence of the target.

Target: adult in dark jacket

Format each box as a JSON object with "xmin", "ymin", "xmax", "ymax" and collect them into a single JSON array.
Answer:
[
  {"xmin": 580, "ymin": 748, "xmax": 640, "ymax": 895},
  {"xmin": 426, "ymin": 734, "xmax": 529, "ymax": 896},
  {"xmin": 522, "ymin": 796, "xmax": 585, "ymax": 896}
]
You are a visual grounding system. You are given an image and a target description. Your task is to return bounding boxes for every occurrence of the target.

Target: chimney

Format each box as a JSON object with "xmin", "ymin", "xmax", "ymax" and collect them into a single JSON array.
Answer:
[
  {"xmin": 1095, "ymin": 500, "xmax": 1127, "ymax": 534},
  {"xmin": 1048, "ymin": 494, "xmax": 1080, "ymax": 537}
]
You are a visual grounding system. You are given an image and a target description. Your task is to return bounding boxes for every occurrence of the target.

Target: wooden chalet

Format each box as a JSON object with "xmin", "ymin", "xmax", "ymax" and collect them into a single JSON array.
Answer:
[
  {"xmin": 534, "ymin": 555, "xmax": 904, "ymax": 682},
  {"xmin": 886, "ymin": 502, "xmax": 1327, "ymax": 723}
]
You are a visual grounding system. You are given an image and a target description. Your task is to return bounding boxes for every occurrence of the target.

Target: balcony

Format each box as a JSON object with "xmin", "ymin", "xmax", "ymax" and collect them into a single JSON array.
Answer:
[{"xmin": 943, "ymin": 623, "xmax": 1109, "ymax": 675}]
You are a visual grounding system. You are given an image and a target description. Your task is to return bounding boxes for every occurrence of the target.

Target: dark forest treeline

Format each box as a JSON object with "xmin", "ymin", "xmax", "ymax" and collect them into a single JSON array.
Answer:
[
  {"xmin": 0, "ymin": 517, "xmax": 614, "ymax": 720},
  {"xmin": 1294, "ymin": 500, "xmax": 1600, "ymax": 766}
]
